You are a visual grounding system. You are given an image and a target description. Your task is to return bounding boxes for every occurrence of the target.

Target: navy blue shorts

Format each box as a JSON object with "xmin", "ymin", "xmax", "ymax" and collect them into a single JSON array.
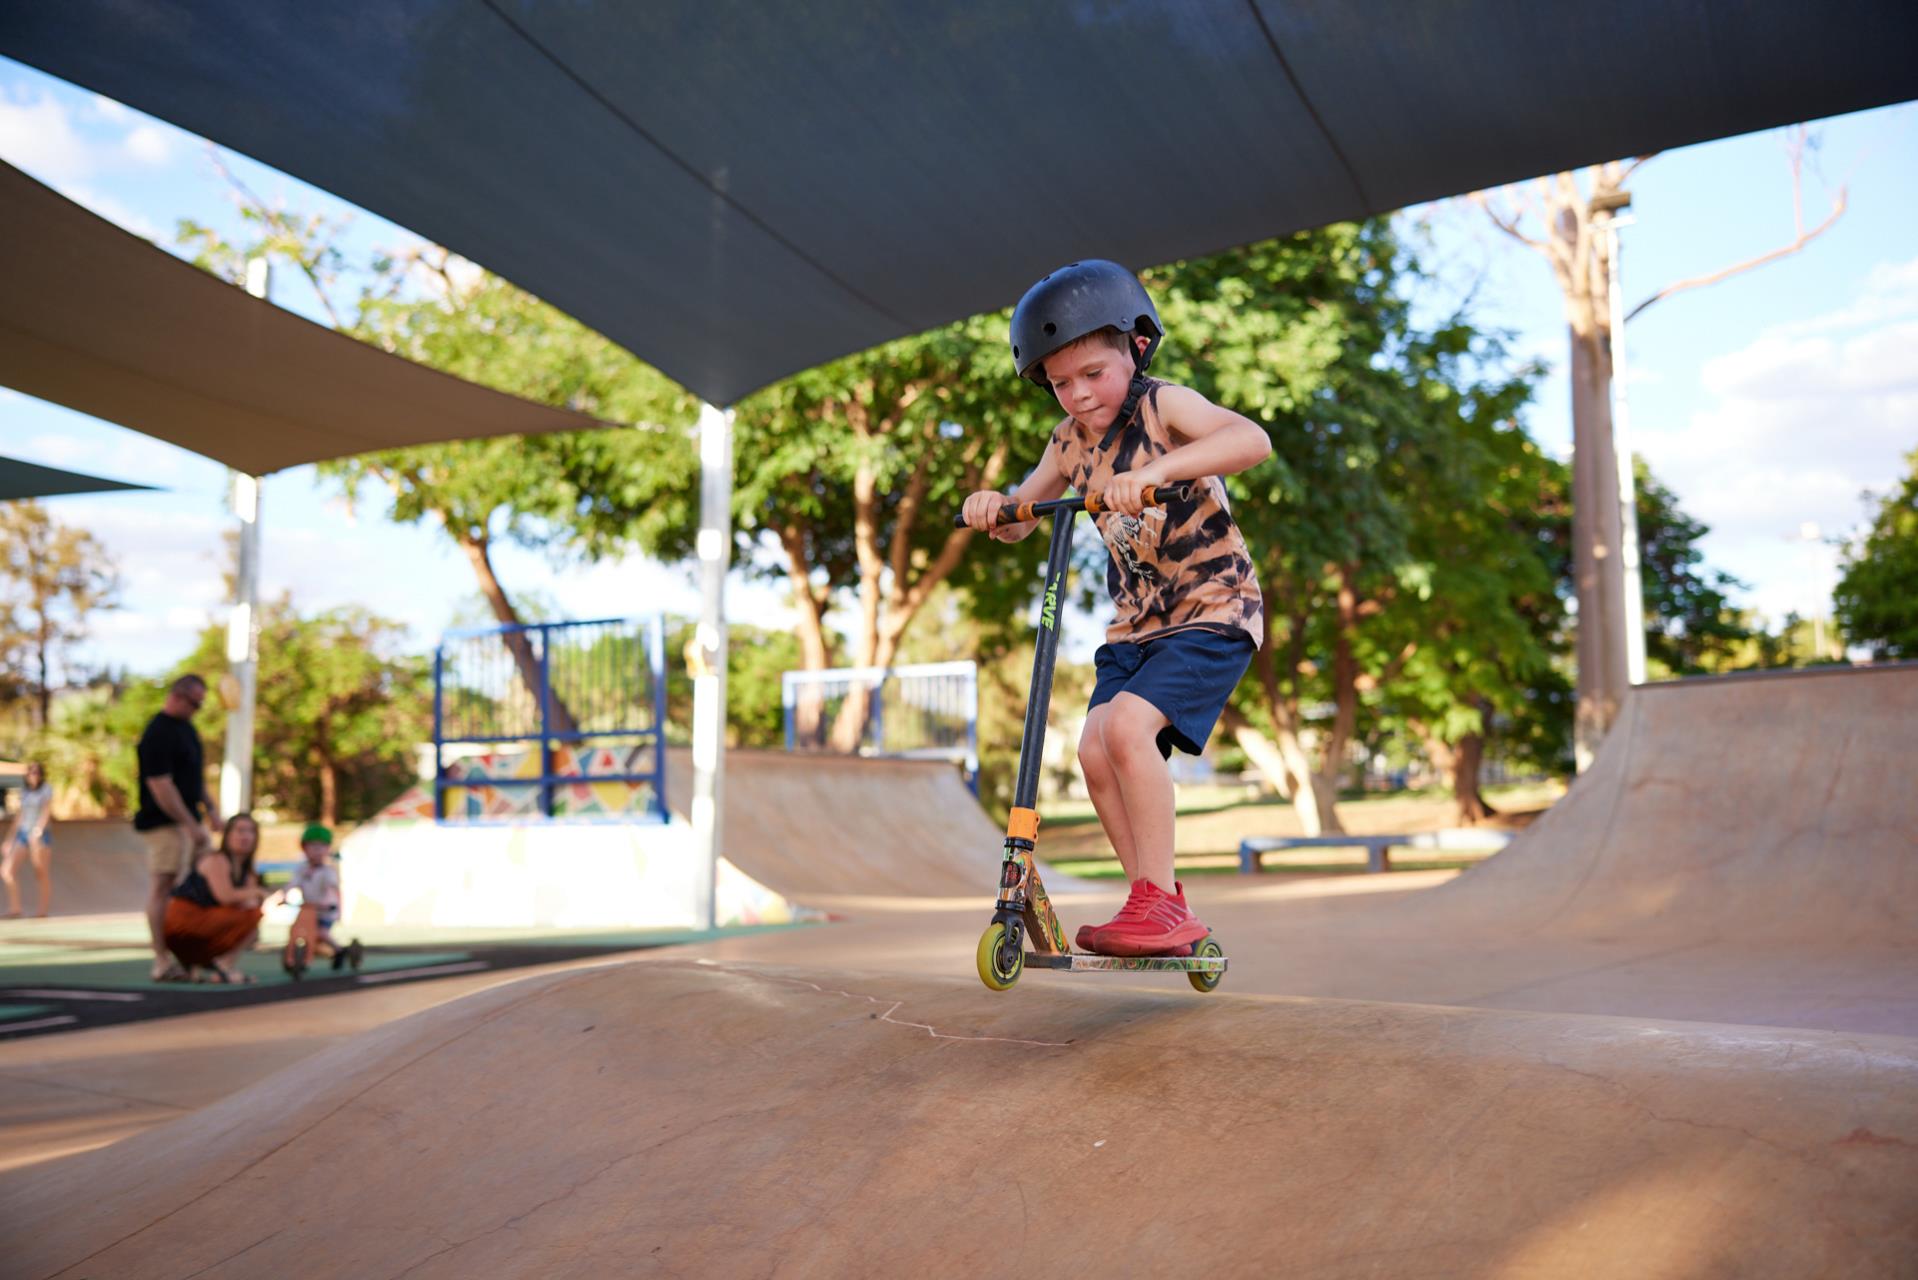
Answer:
[{"xmin": 1089, "ymin": 628, "xmax": 1255, "ymax": 758}]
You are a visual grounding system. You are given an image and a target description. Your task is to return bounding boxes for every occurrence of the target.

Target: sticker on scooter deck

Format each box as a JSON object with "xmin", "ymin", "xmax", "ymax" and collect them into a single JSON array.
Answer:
[{"xmin": 1025, "ymin": 952, "xmax": 1227, "ymax": 974}]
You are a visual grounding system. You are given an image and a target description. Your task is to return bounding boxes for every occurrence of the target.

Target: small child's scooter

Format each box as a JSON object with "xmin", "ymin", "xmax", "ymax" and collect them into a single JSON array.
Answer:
[
  {"xmin": 956, "ymin": 484, "xmax": 1226, "ymax": 993},
  {"xmin": 282, "ymin": 896, "xmax": 364, "ymax": 980}
]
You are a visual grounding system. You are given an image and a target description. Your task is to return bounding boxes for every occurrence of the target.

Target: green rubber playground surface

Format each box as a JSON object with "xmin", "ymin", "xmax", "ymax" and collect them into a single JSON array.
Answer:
[{"xmin": 0, "ymin": 914, "xmax": 822, "ymax": 1038}]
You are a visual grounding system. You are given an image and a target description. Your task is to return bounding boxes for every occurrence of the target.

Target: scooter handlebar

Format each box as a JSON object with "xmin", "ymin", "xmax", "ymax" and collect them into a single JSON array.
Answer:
[{"xmin": 952, "ymin": 481, "xmax": 1198, "ymax": 529}]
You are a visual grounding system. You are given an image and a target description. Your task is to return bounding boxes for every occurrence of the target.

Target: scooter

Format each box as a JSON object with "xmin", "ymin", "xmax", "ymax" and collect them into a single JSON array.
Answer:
[
  {"xmin": 282, "ymin": 897, "xmax": 364, "ymax": 980},
  {"xmin": 957, "ymin": 483, "xmax": 1227, "ymax": 994}
]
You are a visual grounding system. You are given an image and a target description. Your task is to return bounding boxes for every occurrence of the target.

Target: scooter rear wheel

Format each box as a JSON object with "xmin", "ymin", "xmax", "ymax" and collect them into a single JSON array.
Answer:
[{"xmin": 976, "ymin": 922, "xmax": 1023, "ymax": 991}]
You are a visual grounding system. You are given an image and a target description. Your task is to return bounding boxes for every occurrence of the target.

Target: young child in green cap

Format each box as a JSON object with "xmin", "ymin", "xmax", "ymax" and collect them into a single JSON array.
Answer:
[{"xmin": 287, "ymin": 822, "xmax": 344, "ymax": 955}]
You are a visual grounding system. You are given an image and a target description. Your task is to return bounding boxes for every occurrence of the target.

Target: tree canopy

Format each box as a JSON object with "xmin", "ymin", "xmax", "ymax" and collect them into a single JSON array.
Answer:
[{"xmin": 1835, "ymin": 447, "xmax": 1918, "ymax": 660}]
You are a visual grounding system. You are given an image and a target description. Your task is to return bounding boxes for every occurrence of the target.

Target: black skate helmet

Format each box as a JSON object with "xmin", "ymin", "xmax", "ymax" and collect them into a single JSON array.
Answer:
[{"xmin": 1009, "ymin": 259, "xmax": 1163, "ymax": 386}]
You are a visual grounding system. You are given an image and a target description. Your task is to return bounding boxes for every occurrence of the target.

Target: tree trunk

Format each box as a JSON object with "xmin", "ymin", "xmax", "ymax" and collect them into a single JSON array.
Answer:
[
  {"xmin": 318, "ymin": 754, "xmax": 339, "ymax": 827},
  {"xmin": 825, "ymin": 419, "xmax": 994, "ymax": 754},
  {"xmin": 829, "ymin": 429, "xmax": 887, "ymax": 752},
  {"xmin": 457, "ymin": 531, "xmax": 580, "ymax": 736},
  {"xmin": 779, "ymin": 523, "xmax": 834, "ymax": 749},
  {"xmin": 1217, "ymin": 706, "xmax": 1296, "ymax": 799},
  {"xmin": 1451, "ymin": 732, "xmax": 1496, "ymax": 826},
  {"xmin": 34, "ymin": 620, "xmax": 50, "ymax": 729},
  {"xmin": 1248, "ymin": 601, "xmax": 1338, "ymax": 836},
  {"xmin": 1568, "ymin": 314, "xmax": 1629, "ymax": 770},
  {"xmin": 1286, "ymin": 570, "xmax": 1365, "ymax": 837}
]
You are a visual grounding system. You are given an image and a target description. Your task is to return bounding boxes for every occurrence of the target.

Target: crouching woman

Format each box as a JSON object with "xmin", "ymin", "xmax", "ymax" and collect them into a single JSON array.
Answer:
[{"xmin": 163, "ymin": 811, "xmax": 267, "ymax": 984}]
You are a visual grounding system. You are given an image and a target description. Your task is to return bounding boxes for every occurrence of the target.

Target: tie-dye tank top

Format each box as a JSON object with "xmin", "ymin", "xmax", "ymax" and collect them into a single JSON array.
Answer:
[{"xmin": 1050, "ymin": 378, "xmax": 1265, "ymax": 649}]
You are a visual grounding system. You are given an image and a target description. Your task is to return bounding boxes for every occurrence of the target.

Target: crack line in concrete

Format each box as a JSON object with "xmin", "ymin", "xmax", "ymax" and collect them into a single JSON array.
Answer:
[{"xmin": 733, "ymin": 969, "xmax": 1074, "ymax": 1048}]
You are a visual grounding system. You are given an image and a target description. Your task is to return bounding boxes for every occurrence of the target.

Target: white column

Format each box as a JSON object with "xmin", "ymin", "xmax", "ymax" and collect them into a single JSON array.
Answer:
[
  {"xmin": 1605, "ymin": 213, "xmax": 1648, "ymax": 687},
  {"xmin": 690, "ymin": 401, "xmax": 734, "ymax": 930},
  {"xmin": 219, "ymin": 257, "xmax": 271, "ymax": 817},
  {"xmin": 220, "ymin": 468, "xmax": 262, "ymax": 815}
]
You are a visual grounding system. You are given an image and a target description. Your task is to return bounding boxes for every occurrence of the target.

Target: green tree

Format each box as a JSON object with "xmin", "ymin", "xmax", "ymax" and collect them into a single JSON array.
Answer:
[
  {"xmin": 1835, "ymin": 448, "xmax": 1918, "ymax": 659},
  {"xmin": 1633, "ymin": 459, "xmax": 1755, "ymax": 676},
  {"xmin": 38, "ymin": 675, "xmax": 167, "ymax": 816},
  {"xmin": 176, "ymin": 599, "xmax": 430, "ymax": 825},
  {"xmin": 0, "ymin": 501, "xmax": 119, "ymax": 728},
  {"xmin": 721, "ymin": 312, "xmax": 1060, "ymax": 748},
  {"xmin": 1149, "ymin": 222, "xmax": 1554, "ymax": 834},
  {"xmin": 1379, "ymin": 370, "xmax": 1566, "ymax": 825},
  {"xmin": 182, "ymin": 198, "xmax": 698, "ymax": 731}
]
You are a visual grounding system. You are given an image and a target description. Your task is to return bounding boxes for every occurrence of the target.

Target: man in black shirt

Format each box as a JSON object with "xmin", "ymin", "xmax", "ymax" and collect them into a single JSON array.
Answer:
[{"xmin": 135, "ymin": 674, "xmax": 221, "ymax": 981}]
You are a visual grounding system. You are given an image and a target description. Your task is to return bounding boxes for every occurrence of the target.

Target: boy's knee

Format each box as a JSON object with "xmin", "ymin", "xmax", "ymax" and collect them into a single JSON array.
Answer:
[
  {"xmin": 1077, "ymin": 727, "xmax": 1112, "ymax": 785},
  {"xmin": 1102, "ymin": 706, "xmax": 1163, "ymax": 768}
]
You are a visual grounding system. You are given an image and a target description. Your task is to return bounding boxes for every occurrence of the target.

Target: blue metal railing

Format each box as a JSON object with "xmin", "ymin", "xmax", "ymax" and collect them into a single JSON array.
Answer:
[{"xmin": 432, "ymin": 615, "xmax": 667, "ymax": 822}]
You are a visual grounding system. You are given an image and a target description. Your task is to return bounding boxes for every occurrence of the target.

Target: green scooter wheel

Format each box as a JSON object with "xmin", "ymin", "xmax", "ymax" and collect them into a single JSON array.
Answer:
[
  {"xmin": 976, "ymin": 922, "xmax": 1023, "ymax": 992},
  {"xmin": 1188, "ymin": 935, "xmax": 1225, "ymax": 993}
]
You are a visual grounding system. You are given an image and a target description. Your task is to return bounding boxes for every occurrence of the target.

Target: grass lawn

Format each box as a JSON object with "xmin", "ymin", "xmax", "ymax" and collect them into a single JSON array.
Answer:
[{"xmin": 1035, "ymin": 780, "xmax": 1563, "ymax": 865}]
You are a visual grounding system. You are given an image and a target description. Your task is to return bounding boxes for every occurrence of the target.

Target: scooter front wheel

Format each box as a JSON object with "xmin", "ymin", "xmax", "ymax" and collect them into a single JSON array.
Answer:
[
  {"xmin": 1188, "ymin": 935, "xmax": 1225, "ymax": 993},
  {"xmin": 976, "ymin": 922, "xmax": 1023, "ymax": 992}
]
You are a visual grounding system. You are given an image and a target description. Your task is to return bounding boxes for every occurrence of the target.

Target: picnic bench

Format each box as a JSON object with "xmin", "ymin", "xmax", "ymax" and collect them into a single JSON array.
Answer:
[{"xmin": 1237, "ymin": 830, "xmax": 1512, "ymax": 875}]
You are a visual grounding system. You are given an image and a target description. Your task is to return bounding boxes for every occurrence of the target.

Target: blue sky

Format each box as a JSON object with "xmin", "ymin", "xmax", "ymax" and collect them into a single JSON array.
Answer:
[{"xmin": 1, "ymin": 57, "xmax": 1913, "ymax": 677}]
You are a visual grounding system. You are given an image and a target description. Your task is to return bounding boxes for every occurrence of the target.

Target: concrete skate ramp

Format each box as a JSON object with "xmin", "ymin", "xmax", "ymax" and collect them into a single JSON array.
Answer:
[
  {"xmin": 664, "ymin": 748, "xmax": 1059, "ymax": 900},
  {"xmin": 11, "ymin": 819, "xmax": 149, "ymax": 917},
  {"xmin": 3, "ymin": 958, "xmax": 1913, "ymax": 1278},
  {"xmin": 1410, "ymin": 664, "xmax": 1918, "ymax": 943},
  {"xmin": 1211, "ymin": 665, "xmax": 1918, "ymax": 1033}
]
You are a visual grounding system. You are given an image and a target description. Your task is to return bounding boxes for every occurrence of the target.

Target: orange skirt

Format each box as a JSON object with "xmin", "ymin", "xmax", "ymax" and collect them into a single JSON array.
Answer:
[{"xmin": 163, "ymin": 896, "xmax": 262, "ymax": 967}]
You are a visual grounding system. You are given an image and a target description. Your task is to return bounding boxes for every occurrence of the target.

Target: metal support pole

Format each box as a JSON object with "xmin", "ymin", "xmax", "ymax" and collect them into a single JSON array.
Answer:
[
  {"xmin": 219, "ymin": 253, "xmax": 272, "ymax": 819},
  {"xmin": 219, "ymin": 468, "xmax": 262, "ymax": 816},
  {"xmin": 690, "ymin": 401, "xmax": 734, "ymax": 931},
  {"xmin": 1605, "ymin": 213, "xmax": 1648, "ymax": 687}
]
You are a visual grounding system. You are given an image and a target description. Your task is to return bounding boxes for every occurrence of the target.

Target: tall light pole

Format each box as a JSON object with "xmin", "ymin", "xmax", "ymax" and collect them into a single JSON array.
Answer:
[
  {"xmin": 219, "ymin": 257, "xmax": 269, "ymax": 817},
  {"xmin": 1595, "ymin": 190, "xmax": 1648, "ymax": 688}
]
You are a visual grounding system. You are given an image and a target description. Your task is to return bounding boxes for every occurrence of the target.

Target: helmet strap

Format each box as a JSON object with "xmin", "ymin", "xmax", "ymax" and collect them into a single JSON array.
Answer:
[{"xmin": 1097, "ymin": 371, "xmax": 1153, "ymax": 452}]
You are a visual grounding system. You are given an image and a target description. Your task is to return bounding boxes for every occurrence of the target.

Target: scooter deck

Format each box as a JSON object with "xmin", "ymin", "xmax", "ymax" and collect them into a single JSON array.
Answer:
[{"xmin": 1025, "ymin": 951, "xmax": 1227, "ymax": 974}]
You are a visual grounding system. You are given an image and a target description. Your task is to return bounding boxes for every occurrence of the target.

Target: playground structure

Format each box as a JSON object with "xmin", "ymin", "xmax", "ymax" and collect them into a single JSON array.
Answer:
[
  {"xmin": 346, "ymin": 639, "xmax": 1026, "ymax": 929},
  {"xmin": 432, "ymin": 617, "xmax": 667, "ymax": 822}
]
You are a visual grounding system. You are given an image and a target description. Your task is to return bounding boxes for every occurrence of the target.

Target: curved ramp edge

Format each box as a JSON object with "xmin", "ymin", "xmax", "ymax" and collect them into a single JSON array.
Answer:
[{"xmin": 3, "ymin": 959, "xmax": 1913, "ymax": 1279}]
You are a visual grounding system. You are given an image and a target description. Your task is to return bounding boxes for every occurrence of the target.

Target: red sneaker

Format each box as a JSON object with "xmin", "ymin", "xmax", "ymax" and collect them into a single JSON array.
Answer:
[{"xmin": 1084, "ymin": 879, "xmax": 1210, "ymax": 957}]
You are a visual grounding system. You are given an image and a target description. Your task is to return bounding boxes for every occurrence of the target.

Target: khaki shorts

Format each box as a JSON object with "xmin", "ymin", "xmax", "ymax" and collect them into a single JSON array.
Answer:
[{"xmin": 138, "ymin": 825, "xmax": 195, "ymax": 877}]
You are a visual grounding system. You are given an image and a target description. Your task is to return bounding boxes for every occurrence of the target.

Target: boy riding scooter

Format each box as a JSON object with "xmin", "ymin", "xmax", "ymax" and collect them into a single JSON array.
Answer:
[{"xmin": 961, "ymin": 260, "xmax": 1269, "ymax": 974}]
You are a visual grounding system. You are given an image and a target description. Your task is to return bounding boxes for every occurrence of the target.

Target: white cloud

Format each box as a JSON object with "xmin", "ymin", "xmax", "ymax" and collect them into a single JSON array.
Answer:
[
  {"xmin": 0, "ymin": 83, "xmax": 188, "ymax": 233},
  {"xmin": 121, "ymin": 122, "xmax": 175, "ymax": 166},
  {"xmin": 0, "ymin": 89, "xmax": 92, "ymax": 184},
  {"xmin": 1636, "ymin": 259, "xmax": 1918, "ymax": 623},
  {"xmin": 1773, "ymin": 256, "xmax": 1918, "ymax": 338}
]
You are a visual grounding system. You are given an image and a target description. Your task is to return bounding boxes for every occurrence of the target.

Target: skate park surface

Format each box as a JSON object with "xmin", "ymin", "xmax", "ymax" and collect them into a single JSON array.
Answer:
[{"xmin": 1, "ymin": 665, "xmax": 1913, "ymax": 1276}]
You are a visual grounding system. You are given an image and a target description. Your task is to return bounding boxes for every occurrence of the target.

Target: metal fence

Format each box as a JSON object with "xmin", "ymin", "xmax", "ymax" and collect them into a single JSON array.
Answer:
[
  {"xmin": 433, "ymin": 616, "xmax": 667, "ymax": 821},
  {"xmin": 782, "ymin": 660, "xmax": 978, "ymax": 790}
]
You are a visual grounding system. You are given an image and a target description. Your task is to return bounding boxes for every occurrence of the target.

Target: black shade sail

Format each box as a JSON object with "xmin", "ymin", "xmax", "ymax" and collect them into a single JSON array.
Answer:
[
  {"xmin": 4, "ymin": 1, "xmax": 1915, "ymax": 406},
  {"xmin": 0, "ymin": 453, "xmax": 155, "ymax": 501},
  {"xmin": 0, "ymin": 163, "xmax": 610, "ymax": 474}
]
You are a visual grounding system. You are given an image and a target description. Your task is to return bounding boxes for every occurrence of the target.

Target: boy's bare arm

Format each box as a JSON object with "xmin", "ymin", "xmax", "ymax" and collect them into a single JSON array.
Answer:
[
  {"xmin": 962, "ymin": 439, "xmax": 1068, "ymax": 542},
  {"xmin": 1105, "ymin": 386, "xmax": 1271, "ymax": 514}
]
